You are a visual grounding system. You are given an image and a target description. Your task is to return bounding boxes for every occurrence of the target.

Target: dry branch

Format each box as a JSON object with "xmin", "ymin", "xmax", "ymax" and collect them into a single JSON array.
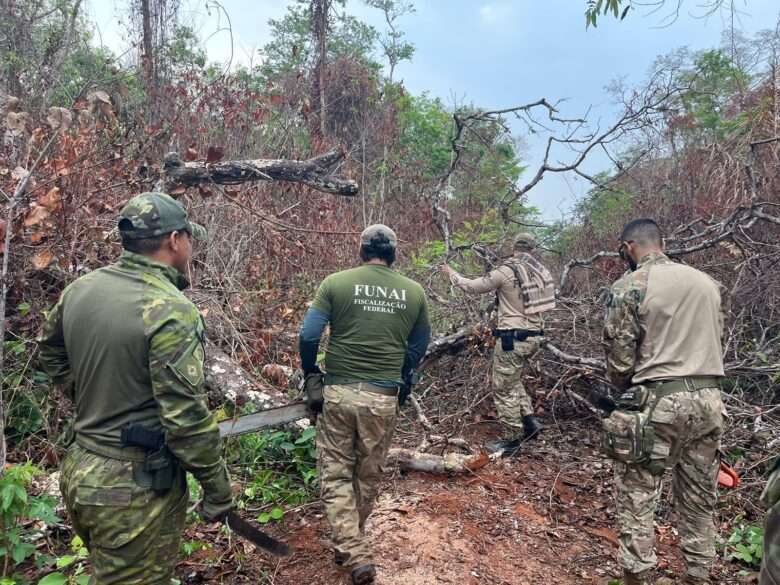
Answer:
[{"xmin": 161, "ymin": 149, "xmax": 359, "ymax": 196}]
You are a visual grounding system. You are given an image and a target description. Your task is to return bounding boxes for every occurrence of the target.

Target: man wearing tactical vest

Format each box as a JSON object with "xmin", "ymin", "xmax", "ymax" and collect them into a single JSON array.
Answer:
[
  {"xmin": 298, "ymin": 224, "xmax": 431, "ymax": 585},
  {"xmin": 442, "ymin": 232, "xmax": 555, "ymax": 455},
  {"xmin": 38, "ymin": 193, "xmax": 233, "ymax": 585},
  {"xmin": 602, "ymin": 219, "xmax": 725, "ymax": 585}
]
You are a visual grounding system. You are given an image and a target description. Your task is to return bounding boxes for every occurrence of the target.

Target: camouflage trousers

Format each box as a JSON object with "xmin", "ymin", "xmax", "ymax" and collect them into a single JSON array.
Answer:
[
  {"xmin": 317, "ymin": 384, "xmax": 398, "ymax": 571},
  {"xmin": 60, "ymin": 443, "xmax": 188, "ymax": 585},
  {"xmin": 614, "ymin": 387, "xmax": 723, "ymax": 578},
  {"xmin": 491, "ymin": 336, "xmax": 542, "ymax": 432},
  {"xmin": 759, "ymin": 466, "xmax": 780, "ymax": 585}
]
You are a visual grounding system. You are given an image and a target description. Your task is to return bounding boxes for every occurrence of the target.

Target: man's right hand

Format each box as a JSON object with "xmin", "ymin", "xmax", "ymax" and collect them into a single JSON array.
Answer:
[{"xmin": 199, "ymin": 493, "xmax": 234, "ymax": 523}]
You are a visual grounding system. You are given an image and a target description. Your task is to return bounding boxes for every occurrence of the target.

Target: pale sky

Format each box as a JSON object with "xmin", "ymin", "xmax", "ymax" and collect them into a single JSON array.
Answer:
[{"xmin": 85, "ymin": 0, "xmax": 780, "ymax": 220}]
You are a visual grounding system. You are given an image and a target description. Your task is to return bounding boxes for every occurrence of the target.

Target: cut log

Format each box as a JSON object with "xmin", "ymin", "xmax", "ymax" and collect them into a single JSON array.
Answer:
[
  {"xmin": 387, "ymin": 448, "xmax": 490, "ymax": 474},
  {"xmin": 161, "ymin": 149, "xmax": 359, "ymax": 197}
]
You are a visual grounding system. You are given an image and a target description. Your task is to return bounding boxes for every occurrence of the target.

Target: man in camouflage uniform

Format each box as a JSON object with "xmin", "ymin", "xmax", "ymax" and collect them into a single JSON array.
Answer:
[
  {"xmin": 299, "ymin": 225, "xmax": 430, "ymax": 585},
  {"xmin": 39, "ymin": 192, "xmax": 233, "ymax": 585},
  {"xmin": 760, "ymin": 457, "xmax": 780, "ymax": 585},
  {"xmin": 442, "ymin": 233, "xmax": 553, "ymax": 454},
  {"xmin": 602, "ymin": 219, "xmax": 725, "ymax": 585}
]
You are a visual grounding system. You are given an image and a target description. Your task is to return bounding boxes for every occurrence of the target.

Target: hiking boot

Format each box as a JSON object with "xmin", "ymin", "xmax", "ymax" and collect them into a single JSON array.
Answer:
[
  {"xmin": 485, "ymin": 437, "xmax": 522, "ymax": 457},
  {"xmin": 522, "ymin": 415, "xmax": 543, "ymax": 440},
  {"xmin": 351, "ymin": 564, "xmax": 376, "ymax": 585},
  {"xmin": 623, "ymin": 569, "xmax": 652, "ymax": 585}
]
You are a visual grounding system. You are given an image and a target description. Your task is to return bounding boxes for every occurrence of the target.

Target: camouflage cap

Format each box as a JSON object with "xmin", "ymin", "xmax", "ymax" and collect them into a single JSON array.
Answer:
[
  {"xmin": 119, "ymin": 192, "xmax": 206, "ymax": 241},
  {"xmin": 360, "ymin": 224, "xmax": 397, "ymax": 248},
  {"xmin": 513, "ymin": 232, "xmax": 536, "ymax": 249}
]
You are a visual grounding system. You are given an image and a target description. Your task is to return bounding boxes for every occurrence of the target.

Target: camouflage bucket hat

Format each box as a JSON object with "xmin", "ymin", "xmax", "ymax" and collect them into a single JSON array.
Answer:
[
  {"xmin": 119, "ymin": 192, "xmax": 207, "ymax": 241},
  {"xmin": 360, "ymin": 224, "xmax": 397, "ymax": 248}
]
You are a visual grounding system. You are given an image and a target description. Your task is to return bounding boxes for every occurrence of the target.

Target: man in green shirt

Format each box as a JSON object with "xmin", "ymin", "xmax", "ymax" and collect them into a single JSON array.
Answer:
[
  {"xmin": 39, "ymin": 192, "xmax": 233, "ymax": 585},
  {"xmin": 299, "ymin": 224, "xmax": 431, "ymax": 585}
]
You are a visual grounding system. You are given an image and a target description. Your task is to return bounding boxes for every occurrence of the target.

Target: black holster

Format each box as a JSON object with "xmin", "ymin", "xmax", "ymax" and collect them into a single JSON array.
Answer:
[
  {"xmin": 121, "ymin": 423, "xmax": 176, "ymax": 493},
  {"xmin": 492, "ymin": 328, "xmax": 544, "ymax": 351}
]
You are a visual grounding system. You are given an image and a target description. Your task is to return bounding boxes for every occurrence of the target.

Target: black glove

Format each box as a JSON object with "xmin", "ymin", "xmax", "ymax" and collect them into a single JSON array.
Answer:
[
  {"xmin": 399, "ymin": 371, "xmax": 419, "ymax": 408},
  {"xmin": 304, "ymin": 366, "xmax": 324, "ymax": 414}
]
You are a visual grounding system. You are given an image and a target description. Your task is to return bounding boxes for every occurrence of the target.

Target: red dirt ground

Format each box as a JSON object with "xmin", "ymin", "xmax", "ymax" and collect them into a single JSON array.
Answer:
[{"xmin": 175, "ymin": 419, "xmax": 757, "ymax": 585}]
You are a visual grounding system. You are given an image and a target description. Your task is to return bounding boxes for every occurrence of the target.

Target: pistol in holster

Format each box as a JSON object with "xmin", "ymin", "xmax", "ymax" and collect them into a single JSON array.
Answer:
[
  {"xmin": 491, "ymin": 328, "xmax": 543, "ymax": 351},
  {"xmin": 121, "ymin": 423, "xmax": 177, "ymax": 493}
]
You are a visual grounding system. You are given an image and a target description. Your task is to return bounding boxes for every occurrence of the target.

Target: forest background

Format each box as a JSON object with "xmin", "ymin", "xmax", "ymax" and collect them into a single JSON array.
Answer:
[{"xmin": 0, "ymin": 0, "xmax": 779, "ymax": 583}]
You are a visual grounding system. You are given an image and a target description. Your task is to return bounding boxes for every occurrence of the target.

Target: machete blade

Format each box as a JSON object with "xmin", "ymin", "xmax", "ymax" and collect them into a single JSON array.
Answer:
[
  {"xmin": 225, "ymin": 511, "xmax": 291, "ymax": 556},
  {"xmin": 219, "ymin": 401, "xmax": 310, "ymax": 438}
]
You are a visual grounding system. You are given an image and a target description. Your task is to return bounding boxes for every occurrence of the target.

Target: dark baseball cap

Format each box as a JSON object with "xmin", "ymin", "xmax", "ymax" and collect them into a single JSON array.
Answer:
[{"xmin": 118, "ymin": 192, "xmax": 206, "ymax": 240}]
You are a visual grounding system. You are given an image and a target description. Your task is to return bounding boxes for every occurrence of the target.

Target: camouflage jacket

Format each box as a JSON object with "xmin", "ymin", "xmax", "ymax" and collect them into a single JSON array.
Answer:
[
  {"xmin": 38, "ymin": 251, "xmax": 230, "ymax": 499},
  {"xmin": 602, "ymin": 251, "xmax": 725, "ymax": 390}
]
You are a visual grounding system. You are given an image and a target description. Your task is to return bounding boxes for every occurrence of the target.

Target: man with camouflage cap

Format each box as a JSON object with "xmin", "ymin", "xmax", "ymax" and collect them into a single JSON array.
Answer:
[
  {"xmin": 602, "ymin": 218, "xmax": 725, "ymax": 585},
  {"xmin": 298, "ymin": 224, "xmax": 430, "ymax": 585},
  {"xmin": 442, "ymin": 232, "xmax": 555, "ymax": 454},
  {"xmin": 39, "ymin": 192, "xmax": 233, "ymax": 585}
]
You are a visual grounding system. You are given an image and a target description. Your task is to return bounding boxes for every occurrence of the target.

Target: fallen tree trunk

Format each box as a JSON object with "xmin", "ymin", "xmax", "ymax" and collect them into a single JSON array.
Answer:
[
  {"xmin": 204, "ymin": 342, "xmax": 291, "ymax": 410},
  {"xmin": 161, "ymin": 149, "xmax": 359, "ymax": 197},
  {"xmin": 387, "ymin": 448, "xmax": 490, "ymax": 474}
]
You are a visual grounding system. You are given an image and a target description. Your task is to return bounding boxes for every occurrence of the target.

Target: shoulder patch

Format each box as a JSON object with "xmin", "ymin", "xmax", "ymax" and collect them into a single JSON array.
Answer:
[{"xmin": 169, "ymin": 335, "xmax": 205, "ymax": 388}]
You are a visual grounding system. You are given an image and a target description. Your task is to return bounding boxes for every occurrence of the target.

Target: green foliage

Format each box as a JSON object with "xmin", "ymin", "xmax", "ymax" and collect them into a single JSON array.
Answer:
[
  {"xmin": 364, "ymin": 0, "xmax": 416, "ymax": 77},
  {"xmin": 180, "ymin": 539, "xmax": 211, "ymax": 557},
  {"xmin": 163, "ymin": 25, "xmax": 208, "ymax": 73},
  {"xmin": 679, "ymin": 50, "xmax": 751, "ymax": 141},
  {"xmin": 575, "ymin": 178, "xmax": 634, "ymax": 239},
  {"xmin": 37, "ymin": 536, "xmax": 90, "ymax": 585},
  {"xmin": 226, "ymin": 427, "xmax": 318, "ymax": 516},
  {"xmin": 724, "ymin": 521, "xmax": 764, "ymax": 568},
  {"xmin": 0, "ymin": 464, "xmax": 60, "ymax": 578},
  {"xmin": 585, "ymin": 0, "xmax": 631, "ymax": 28},
  {"xmin": 260, "ymin": 1, "xmax": 380, "ymax": 79},
  {"xmin": 397, "ymin": 93, "xmax": 454, "ymax": 180}
]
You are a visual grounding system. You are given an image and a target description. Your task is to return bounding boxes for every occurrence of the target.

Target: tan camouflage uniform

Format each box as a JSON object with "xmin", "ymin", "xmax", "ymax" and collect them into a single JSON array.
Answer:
[
  {"xmin": 39, "ymin": 193, "xmax": 232, "ymax": 585},
  {"xmin": 316, "ymin": 384, "xmax": 398, "ymax": 568},
  {"xmin": 603, "ymin": 251, "xmax": 726, "ymax": 581},
  {"xmin": 450, "ymin": 258, "xmax": 545, "ymax": 432},
  {"xmin": 760, "ymin": 462, "xmax": 780, "ymax": 585},
  {"xmin": 492, "ymin": 336, "xmax": 542, "ymax": 427}
]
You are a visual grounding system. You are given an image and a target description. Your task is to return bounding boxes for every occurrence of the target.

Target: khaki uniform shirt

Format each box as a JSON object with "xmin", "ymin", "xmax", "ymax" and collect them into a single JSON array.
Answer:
[
  {"xmin": 450, "ymin": 261, "xmax": 542, "ymax": 331},
  {"xmin": 603, "ymin": 251, "xmax": 725, "ymax": 390}
]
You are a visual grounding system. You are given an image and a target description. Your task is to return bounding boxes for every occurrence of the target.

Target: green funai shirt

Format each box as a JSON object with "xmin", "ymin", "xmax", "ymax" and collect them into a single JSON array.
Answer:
[{"xmin": 312, "ymin": 264, "xmax": 429, "ymax": 383}]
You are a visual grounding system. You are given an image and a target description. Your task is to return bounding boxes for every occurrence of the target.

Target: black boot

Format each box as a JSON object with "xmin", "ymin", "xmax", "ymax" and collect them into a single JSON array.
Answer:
[
  {"xmin": 351, "ymin": 564, "xmax": 376, "ymax": 585},
  {"xmin": 334, "ymin": 550, "xmax": 349, "ymax": 567},
  {"xmin": 485, "ymin": 437, "xmax": 522, "ymax": 457},
  {"xmin": 522, "ymin": 415, "xmax": 543, "ymax": 440}
]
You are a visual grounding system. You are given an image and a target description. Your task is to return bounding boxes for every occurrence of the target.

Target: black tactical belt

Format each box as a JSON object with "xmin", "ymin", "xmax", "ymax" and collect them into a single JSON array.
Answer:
[{"xmin": 491, "ymin": 328, "xmax": 544, "ymax": 338}]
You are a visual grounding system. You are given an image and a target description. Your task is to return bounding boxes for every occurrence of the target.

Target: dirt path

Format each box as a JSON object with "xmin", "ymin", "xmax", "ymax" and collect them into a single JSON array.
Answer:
[{"xmin": 179, "ymin": 422, "xmax": 750, "ymax": 585}]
